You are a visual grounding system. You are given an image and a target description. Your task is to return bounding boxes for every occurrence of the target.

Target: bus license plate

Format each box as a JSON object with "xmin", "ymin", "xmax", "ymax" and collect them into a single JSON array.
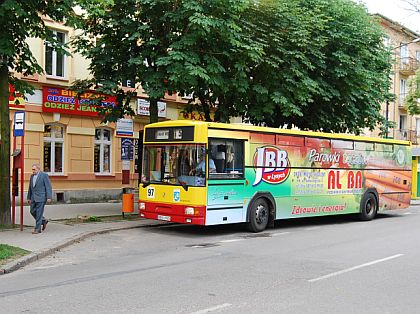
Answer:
[{"xmin": 158, "ymin": 215, "xmax": 171, "ymax": 221}]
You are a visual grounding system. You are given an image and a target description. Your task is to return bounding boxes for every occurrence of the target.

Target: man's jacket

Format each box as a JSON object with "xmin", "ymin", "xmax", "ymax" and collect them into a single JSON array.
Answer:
[{"xmin": 27, "ymin": 172, "xmax": 52, "ymax": 202}]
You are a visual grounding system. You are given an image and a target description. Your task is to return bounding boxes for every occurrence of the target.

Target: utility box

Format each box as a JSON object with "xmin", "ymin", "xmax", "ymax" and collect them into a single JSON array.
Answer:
[
  {"xmin": 122, "ymin": 187, "xmax": 134, "ymax": 213},
  {"xmin": 12, "ymin": 149, "xmax": 22, "ymax": 168}
]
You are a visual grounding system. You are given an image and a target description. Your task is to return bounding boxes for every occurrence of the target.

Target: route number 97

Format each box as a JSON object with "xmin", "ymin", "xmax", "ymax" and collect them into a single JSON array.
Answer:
[{"xmin": 147, "ymin": 187, "xmax": 155, "ymax": 198}]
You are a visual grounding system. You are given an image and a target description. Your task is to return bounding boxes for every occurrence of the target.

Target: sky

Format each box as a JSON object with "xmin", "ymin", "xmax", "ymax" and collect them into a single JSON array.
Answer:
[{"xmin": 355, "ymin": 0, "xmax": 420, "ymax": 33}]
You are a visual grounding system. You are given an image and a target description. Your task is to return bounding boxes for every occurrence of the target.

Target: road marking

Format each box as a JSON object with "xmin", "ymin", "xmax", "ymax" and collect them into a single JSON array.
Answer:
[
  {"xmin": 189, "ymin": 303, "xmax": 232, "ymax": 314},
  {"xmin": 403, "ymin": 212, "xmax": 411, "ymax": 215},
  {"xmin": 308, "ymin": 254, "xmax": 404, "ymax": 283},
  {"xmin": 272, "ymin": 232, "xmax": 290, "ymax": 237},
  {"xmin": 219, "ymin": 239, "xmax": 244, "ymax": 243}
]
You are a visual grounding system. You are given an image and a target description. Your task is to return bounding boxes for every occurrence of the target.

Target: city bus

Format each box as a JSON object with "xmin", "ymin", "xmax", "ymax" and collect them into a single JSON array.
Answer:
[{"xmin": 138, "ymin": 120, "xmax": 412, "ymax": 232}]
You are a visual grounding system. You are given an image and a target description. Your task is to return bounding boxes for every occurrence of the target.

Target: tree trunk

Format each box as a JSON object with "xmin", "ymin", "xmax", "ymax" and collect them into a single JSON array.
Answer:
[
  {"xmin": 149, "ymin": 98, "xmax": 159, "ymax": 123},
  {"xmin": 0, "ymin": 61, "xmax": 11, "ymax": 225}
]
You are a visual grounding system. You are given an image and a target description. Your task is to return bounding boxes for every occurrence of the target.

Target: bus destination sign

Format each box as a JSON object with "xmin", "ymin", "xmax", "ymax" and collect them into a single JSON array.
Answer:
[{"xmin": 146, "ymin": 126, "xmax": 194, "ymax": 142}]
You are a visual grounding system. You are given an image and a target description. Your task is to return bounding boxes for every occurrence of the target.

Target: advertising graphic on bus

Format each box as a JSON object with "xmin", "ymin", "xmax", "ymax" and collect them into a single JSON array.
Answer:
[{"xmin": 138, "ymin": 120, "xmax": 412, "ymax": 232}]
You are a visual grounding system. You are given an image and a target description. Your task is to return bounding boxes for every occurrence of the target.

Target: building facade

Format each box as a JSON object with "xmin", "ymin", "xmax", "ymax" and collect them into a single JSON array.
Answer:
[
  {"xmin": 372, "ymin": 14, "xmax": 420, "ymax": 197},
  {"xmin": 8, "ymin": 17, "xmax": 199, "ymax": 203}
]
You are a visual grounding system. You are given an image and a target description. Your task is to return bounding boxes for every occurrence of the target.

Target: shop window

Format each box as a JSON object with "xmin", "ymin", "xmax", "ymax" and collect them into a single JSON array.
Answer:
[
  {"xmin": 94, "ymin": 128, "xmax": 112, "ymax": 174},
  {"xmin": 45, "ymin": 30, "xmax": 66, "ymax": 77},
  {"xmin": 43, "ymin": 124, "xmax": 64, "ymax": 174}
]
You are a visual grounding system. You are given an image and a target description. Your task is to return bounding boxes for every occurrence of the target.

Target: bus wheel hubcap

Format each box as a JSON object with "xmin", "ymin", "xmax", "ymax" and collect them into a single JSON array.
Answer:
[
  {"xmin": 256, "ymin": 204, "xmax": 267, "ymax": 224},
  {"xmin": 366, "ymin": 200, "xmax": 372, "ymax": 214}
]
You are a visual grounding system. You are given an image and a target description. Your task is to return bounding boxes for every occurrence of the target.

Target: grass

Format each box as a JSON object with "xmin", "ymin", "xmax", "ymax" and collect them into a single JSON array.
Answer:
[
  {"xmin": 57, "ymin": 214, "xmax": 141, "ymax": 225},
  {"xmin": 0, "ymin": 244, "xmax": 29, "ymax": 266}
]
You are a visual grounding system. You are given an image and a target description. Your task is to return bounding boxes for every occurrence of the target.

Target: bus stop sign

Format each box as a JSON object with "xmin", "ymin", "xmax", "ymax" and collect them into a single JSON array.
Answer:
[{"xmin": 14, "ymin": 111, "xmax": 25, "ymax": 137}]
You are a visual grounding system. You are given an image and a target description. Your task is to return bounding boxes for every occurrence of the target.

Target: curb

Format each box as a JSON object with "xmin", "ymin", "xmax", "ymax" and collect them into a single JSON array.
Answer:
[{"xmin": 0, "ymin": 221, "xmax": 165, "ymax": 276}]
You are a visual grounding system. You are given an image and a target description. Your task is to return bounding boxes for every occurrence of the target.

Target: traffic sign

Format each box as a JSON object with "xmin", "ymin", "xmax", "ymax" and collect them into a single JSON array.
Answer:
[{"xmin": 13, "ymin": 111, "xmax": 25, "ymax": 137}]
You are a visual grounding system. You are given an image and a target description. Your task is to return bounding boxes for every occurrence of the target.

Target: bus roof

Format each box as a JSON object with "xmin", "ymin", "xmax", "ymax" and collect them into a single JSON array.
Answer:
[{"xmin": 144, "ymin": 120, "xmax": 411, "ymax": 146}]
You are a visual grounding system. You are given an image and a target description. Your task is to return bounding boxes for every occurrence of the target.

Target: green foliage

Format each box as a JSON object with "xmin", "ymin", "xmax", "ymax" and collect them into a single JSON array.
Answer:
[
  {"xmin": 88, "ymin": 215, "xmax": 99, "ymax": 222},
  {"xmin": 406, "ymin": 68, "xmax": 420, "ymax": 115},
  {"xmin": 74, "ymin": 0, "xmax": 255, "ymax": 123},
  {"xmin": 75, "ymin": 0, "xmax": 392, "ymax": 134},
  {"xmin": 238, "ymin": 0, "xmax": 392, "ymax": 134}
]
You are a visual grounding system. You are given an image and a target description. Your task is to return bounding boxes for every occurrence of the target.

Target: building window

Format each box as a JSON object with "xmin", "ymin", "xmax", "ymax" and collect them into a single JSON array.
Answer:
[
  {"xmin": 416, "ymin": 51, "xmax": 420, "ymax": 62},
  {"xmin": 43, "ymin": 124, "xmax": 64, "ymax": 174},
  {"xmin": 94, "ymin": 128, "xmax": 112, "ymax": 173},
  {"xmin": 399, "ymin": 114, "xmax": 407, "ymax": 130},
  {"xmin": 416, "ymin": 118, "xmax": 420, "ymax": 137},
  {"xmin": 383, "ymin": 36, "xmax": 391, "ymax": 48},
  {"xmin": 400, "ymin": 44, "xmax": 409, "ymax": 65},
  {"xmin": 45, "ymin": 30, "xmax": 66, "ymax": 77},
  {"xmin": 400, "ymin": 79, "xmax": 407, "ymax": 104}
]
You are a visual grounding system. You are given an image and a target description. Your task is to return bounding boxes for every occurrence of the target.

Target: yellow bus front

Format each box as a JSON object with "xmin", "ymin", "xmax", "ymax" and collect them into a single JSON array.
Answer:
[{"xmin": 138, "ymin": 121, "xmax": 210, "ymax": 225}]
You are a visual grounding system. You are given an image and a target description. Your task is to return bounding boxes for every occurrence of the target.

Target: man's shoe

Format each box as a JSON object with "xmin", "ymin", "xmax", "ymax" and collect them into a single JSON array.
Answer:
[
  {"xmin": 32, "ymin": 230, "xmax": 41, "ymax": 234},
  {"xmin": 42, "ymin": 220, "xmax": 49, "ymax": 231}
]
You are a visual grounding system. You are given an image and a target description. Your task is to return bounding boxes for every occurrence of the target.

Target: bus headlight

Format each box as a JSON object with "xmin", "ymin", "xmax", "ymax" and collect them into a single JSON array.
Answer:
[
  {"xmin": 139, "ymin": 202, "xmax": 146, "ymax": 210},
  {"xmin": 185, "ymin": 207, "xmax": 194, "ymax": 215}
]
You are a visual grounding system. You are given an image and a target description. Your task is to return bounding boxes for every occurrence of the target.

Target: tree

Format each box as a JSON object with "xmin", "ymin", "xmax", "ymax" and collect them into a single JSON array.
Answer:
[
  {"xmin": 74, "ymin": 0, "xmax": 256, "ymax": 123},
  {"xmin": 402, "ymin": 0, "xmax": 420, "ymax": 13},
  {"xmin": 236, "ymin": 0, "xmax": 393, "ymax": 134},
  {"xmin": 75, "ymin": 0, "xmax": 393, "ymax": 135},
  {"xmin": 0, "ymin": 0, "xmax": 76, "ymax": 225}
]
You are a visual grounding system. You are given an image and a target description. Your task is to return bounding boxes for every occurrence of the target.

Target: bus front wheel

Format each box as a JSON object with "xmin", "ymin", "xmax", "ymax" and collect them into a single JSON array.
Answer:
[
  {"xmin": 359, "ymin": 192, "xmax": 377, "ymax": 221},
  {"xmin": 247, "ymin": 198, "xmax": 269, "ymax": 232}
]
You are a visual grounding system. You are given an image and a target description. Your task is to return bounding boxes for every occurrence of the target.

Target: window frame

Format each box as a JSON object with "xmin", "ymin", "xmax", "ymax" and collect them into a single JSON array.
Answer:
[
  {"xmin": 45, "ymin": 29, "xmax": 66, "ymax": 78},
  {"xmin": 400, "ymin": 79, "xmax": 407, "ymax": 104},
  {"xmin": 208, "ymin": 138, "xmax": 245, "ymax": 180},
  {"xmin": 94, "ymin": 128, "xmax": 113, "ymax": 174},
  {"xmin": 43, "ymin": 123, "xmax": 65, "ymax": 175}
]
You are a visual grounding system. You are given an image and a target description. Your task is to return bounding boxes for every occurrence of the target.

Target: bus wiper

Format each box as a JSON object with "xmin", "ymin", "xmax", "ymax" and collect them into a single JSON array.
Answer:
[
  {"xmin": 179, "ymin": 180, "xmax": 188, "ymax": 191},
  {"xmin": 142, "ymin": 181, "xmax": 151, "ymax": 188}
]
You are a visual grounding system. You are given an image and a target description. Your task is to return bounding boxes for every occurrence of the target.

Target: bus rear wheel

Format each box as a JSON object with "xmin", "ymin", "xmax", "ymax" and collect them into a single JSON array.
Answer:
[
  {"xmin": 247, "ymin": 198, "xmax": 269, "ymax": 232},
  {"xmin": 359, "ymin": 192, "xmax": 377, "ymax": 221}
]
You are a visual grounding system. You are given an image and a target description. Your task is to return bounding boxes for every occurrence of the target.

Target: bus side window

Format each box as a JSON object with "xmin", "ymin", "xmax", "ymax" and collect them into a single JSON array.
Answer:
[{"xmin": 209, "ymin": 138, "xmax": 244, "ymax": 179}]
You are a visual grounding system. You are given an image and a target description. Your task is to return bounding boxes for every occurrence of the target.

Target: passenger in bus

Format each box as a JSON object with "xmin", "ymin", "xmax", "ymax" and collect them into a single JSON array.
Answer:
[{"xmin": 190, "ymin": 154, "xmax": 216, "ymax": 175}]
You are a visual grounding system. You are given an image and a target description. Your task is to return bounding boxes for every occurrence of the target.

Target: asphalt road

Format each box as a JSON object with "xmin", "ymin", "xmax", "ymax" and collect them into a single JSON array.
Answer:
[{"xmin": 1, "ymin": 207, "xmax": 420, "ymax": 314}]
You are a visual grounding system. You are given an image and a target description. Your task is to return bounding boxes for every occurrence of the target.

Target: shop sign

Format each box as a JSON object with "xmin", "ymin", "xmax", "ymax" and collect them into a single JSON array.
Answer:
[
  {"xmin": 42, "ymin": 86, "xmax": 116, "ymax": 117},
  {"xmin": 116, "ymin": 118, "xmax": 134, "ymax": 137},
  {"xmin": 137, "ymin": 99, "xmax": 166, "ymax": 117},
  {"xmin": 178, "ymin": 110, "xmax": 214, "ymax": 121},
  {"xmin": 9, "ymin": 84, "xmax": 25, "ymax": 108}
]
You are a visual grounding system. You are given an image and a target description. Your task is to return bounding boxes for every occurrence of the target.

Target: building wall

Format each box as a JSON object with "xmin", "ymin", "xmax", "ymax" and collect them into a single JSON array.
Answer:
[
  {"xmin": 9, "ymin": 17, "xmax": 195, "ymax": 203},
  {"xmin": 374, "ymin": 15, "xmax": 420, "ymax": 198},
  {"xmin": 377, "ymin": 15, "xmax": 420, "ymax": 143}
]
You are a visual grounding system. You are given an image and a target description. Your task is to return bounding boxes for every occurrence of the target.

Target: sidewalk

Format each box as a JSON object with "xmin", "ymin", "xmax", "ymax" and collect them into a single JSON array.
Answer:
[{"xmin": 1, "ymin": 201, "xmax": 163, "ymax": 275}]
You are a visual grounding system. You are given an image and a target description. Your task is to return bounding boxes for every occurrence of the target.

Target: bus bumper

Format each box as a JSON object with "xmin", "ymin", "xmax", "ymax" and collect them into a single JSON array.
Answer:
[{"xmin": 139, "ymin": 201, "xmax": 206, "ymax": 225}]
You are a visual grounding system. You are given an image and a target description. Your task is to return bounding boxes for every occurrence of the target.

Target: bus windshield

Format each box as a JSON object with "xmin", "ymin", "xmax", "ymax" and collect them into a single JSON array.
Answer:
[{"xmin": 142, "ymin": 144, "xmax": 207, "ymax": 188}]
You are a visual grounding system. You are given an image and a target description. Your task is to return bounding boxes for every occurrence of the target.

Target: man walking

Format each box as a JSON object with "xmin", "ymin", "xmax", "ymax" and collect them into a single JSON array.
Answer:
[{"xmin": 27, "ymin": 164, "xmax": 52, "ymax": 234}]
